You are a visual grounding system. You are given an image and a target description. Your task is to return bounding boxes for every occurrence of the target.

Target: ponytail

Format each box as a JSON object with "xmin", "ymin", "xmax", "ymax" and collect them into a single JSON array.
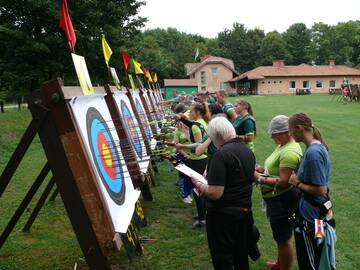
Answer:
[
  {"xmin": 247, "ymin": 102, "xmax": 254, "ymax": 116},
  {"xmin": 312, "ymin": 125, "xmax": 329, "ymax": 151},
  {"xmin": 202, "ymin": 102, "xmax": 211, "ymax": 123}
]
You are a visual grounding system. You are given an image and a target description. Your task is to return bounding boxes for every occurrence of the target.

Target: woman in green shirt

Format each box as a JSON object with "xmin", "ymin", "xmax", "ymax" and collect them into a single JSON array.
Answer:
[
  {"xmin": 176, "ymin": 102, "xmax": 210, "ymax": 229},
  {"xmin": 254, "ymin": 115, "xmax": 302, "ymax": 270},
  {"xmin": 233, "ymin": 99, "xmax": 256, "ymax": 152},
  {"xmin": 175, "ymin": 104, "xmax": 223, "ymax": 170}
]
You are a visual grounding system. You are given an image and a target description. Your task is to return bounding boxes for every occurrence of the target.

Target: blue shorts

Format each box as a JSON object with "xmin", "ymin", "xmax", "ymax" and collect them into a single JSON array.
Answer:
[{"xmin": 265, "ymin": 188, "xmax": 299, "ymax": 242}]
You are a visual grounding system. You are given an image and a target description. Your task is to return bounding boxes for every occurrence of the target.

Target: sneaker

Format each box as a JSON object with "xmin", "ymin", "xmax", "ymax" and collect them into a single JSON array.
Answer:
[
  {"xmin": 266, "ymin": 260, "xmax": 280, "ymax": 270},
  {"xmin": 192, "ymin": 220, "xmax": 206, "ymax": 229},
  {"xmin": 182, "ymin": 196, "xmax": 192, "ymax": 204}
]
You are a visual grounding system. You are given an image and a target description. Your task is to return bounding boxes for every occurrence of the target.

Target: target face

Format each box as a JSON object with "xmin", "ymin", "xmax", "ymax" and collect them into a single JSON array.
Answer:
[
  {"xmin": 135, "ymin": 99, "xmax": 152, "ymax": 139},
  {"xmin": 120, "ymin": 100, "xmax": 142, "ymax": 159},
  {"xmin": 86, "ymin": 107, "xmax": 125, "ymax": 205},
  {"xmin": 144, "ymin": 95, "xmax": 152, "ymax": 110}
]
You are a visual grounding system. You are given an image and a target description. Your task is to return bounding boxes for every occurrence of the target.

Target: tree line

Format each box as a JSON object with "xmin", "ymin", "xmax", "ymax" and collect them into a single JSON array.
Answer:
[{"xmin": 1, "ymin": 1, "xmax": 360, "ymax": 103}]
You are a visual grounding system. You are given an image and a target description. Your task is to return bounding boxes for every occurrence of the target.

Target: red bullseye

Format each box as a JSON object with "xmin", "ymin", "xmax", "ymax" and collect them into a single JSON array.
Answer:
[
  {"xmin": 97, "ymin": 132, "xmax": 117, "ymax": 180},
  {"xmin": 126, "ymin": 117, "xmax": 137, "ymax": 142}
]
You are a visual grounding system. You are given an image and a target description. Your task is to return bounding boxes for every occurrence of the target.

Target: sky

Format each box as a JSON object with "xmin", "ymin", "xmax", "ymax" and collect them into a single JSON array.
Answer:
[{"xmin": 139, "ymin": 0, "xmax": 360, "ymax": 38}]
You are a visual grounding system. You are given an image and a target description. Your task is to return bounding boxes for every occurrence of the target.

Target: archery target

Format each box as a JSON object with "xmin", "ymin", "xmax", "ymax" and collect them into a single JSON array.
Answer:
[
  {"xmin": 135, "ymin": 98, "xmax": 153, "ymax": 140},
  {"xmin": 149, "ymin": 91, "xmax": 165, "ymax": 119},
  {"xmin": 69, "ymin": 94, "xmax": 140, "ymax": 233},
  {"xmin": 144, "ymin": 93, "xmax": 153, "ymax": 112},
  {"xmin": 133, "ymin": 92, "xmax": 157, "ymax": 150},
  {"xmin": 149, "ymin": 91, "xmax": 158, "ymax": 108},
  {"xmin": 143, "ymin": 92, "xmax": 161, "ymax": 133},
  {"xmin": 113, "ymin": 92, "xmax": 150, "ymax": 173},
  {"xmin": 154, "ymin": 90, "xmax": 161, "ymax": 102},
  {"xmin": 86, "ymin": 107, "xmax": 125, "ymax": 205},
  {"xmin": 120, "ymin": 100, "xmax": 142, "ymax": 159}
]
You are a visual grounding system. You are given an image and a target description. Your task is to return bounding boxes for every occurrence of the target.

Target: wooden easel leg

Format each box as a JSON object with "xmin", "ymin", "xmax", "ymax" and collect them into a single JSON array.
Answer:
[
  {"xmin": 0, "ymin": 163, "xmax": 50, "ymax": 248},
  {"xmin": 49, "ymin": 187, "xmax": 59, "ymax": 202},
  {"xmin": 140, "ymin": 181, "xmax": 153, "ymax": 201},
  {"xmin": 22, "ymin": 177, "xmax": 56, "ymax": 233}
]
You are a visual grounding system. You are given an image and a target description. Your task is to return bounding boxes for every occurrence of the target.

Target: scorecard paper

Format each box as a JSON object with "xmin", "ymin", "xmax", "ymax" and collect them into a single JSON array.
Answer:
[{"xmin": 175, "ymin": 164, "xmax": 208, "ymax": 184}]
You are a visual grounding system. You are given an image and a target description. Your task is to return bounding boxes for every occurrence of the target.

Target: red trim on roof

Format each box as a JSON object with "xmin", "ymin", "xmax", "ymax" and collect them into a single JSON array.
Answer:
[{"xmin": 164, "ymin": 79, "xmax": 198, "ymax": 86}]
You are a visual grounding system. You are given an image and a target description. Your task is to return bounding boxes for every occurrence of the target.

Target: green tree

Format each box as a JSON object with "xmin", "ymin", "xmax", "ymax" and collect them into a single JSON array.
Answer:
[
  {"xmin": 283, "ymin": 23, "xmax": 311, "ymax": 64},
  {"xmin": 0, "ymin": 0, "xmax": 146, "ymax": 95},
  {"xmin": 130, "ymin": 28, "xmax": 221, "ymax": 84},
  {"xmin": 259, "ymin": 31, "xmax": 291, "ymax": 65},
  {"xmin": 307, "ymin": 23, "xmax": 336, "ymax": 65},
  {"xmin": 217, "ymin": 24, "xmax": 265, "ymax": 73}
]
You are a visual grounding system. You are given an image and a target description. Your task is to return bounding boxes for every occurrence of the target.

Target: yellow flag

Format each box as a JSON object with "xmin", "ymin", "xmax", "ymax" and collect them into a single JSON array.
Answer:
[
  {"xmin": 71, "ymin": 53, "xmax": 94, "ymax": 95},
  {"xmin": 146, "ymin": 71, "xmax": 153, "ymax": 83},
  {"xmin": 102, "ymin": 34, "xmax": 113, "ymax": 66},
  {"xmin": 153, "ymin": 73, "xmax": 158, "ymax": 83},
  {"xmin": 128, "ymin": 74, "xmax": 136, "ymax": 90},
  {"xmin": 133, "ymin": 59, "xmax": 144, "ymax": 75}
]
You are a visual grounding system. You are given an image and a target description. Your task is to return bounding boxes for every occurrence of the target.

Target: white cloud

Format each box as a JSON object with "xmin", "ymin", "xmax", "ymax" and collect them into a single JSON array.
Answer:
[{"xmin": 139, "ymin": 0, "xmax": 360, "ymax": 37}]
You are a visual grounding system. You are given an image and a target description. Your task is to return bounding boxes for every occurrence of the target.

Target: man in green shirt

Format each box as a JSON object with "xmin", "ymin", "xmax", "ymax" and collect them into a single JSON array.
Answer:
[{"xmin": 215, "ymin": 90, "xmax": 237, "ymax": 122}]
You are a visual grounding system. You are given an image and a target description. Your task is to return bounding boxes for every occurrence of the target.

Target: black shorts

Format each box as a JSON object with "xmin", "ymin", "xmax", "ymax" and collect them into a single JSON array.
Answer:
[{"xmin": 265, "ymin": 188, "xmax": 299, "ymax": 242}]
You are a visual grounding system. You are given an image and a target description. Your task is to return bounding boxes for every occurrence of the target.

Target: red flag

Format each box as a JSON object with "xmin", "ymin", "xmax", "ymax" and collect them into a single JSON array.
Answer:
[
  {"xmin": 142, "ymin": 66, "xmax": 148, "ymax": 79},
  {"xmin": 121, "ymin": 49, "xmax": 131, "ymax": 72},
  {"xmin": 59, "ymin": 0, "xmax": 76, "ymax": 52}
]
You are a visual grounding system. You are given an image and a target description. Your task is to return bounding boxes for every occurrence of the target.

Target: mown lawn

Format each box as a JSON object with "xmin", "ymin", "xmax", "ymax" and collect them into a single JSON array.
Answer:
[{"xmin": 0, "ymin": 95, "xmax": 359, "ymax": 269}]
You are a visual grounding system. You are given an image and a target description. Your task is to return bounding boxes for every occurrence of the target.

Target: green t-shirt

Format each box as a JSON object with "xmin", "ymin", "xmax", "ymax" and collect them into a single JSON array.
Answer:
[
  {"xmin": 261, "ymin": 140, "xmax": 302, "ymax": 199},
  {"xmin": 201, "ymin": 134, "xmax": 217, "ymax": 155},
  {"xmin": 222, "ymin": 102, "xmax": 235, "ymax": 120},
  {"xmin": 232, "ymin": 115, "xmax": 255, "ymax": 152},
  {"xmin": 207, "ymin": 96, "xmax": 216, "ymax": 104},
  {"xmin": 170, "ymin": 96, "xmax": 180, "ymax": 104},
  {"xmin": 173, "ymin": 128, "xmax": 187, "ymax": 144},
  {"xmin": 190, "ymin": 119, "xmax": 208, "ymax": 160}
]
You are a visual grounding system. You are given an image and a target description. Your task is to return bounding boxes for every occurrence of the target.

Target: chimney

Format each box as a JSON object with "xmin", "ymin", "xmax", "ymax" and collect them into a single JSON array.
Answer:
[
  {"xmin": 200, "ymin": 55, "xmax": 211, "ymax": 62},
  {"xmin": 272, "ymin": 60, "xmax": 285, "ymax": 68},
  {"xmin": 329, "ymin": 60, "xmax": 335, "ymax": 67}
]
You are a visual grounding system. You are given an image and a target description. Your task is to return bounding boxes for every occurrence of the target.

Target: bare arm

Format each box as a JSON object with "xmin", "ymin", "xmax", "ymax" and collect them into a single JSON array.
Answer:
[
  {"xmin": 228, "ymin": 110, "xmax": 237, "ymax": 122},
  {"xmin": 237, "ymin": 134, "xmax": 254, "ymax": 142},
  {"xmin": 193, "ymin": 181, "xmax": 224, "ymax": 200},
  {"xmin": 289, "ymin": 174, "xmax": 327, "ymax": 197},
  {"xmin": 195, "ymin": 138, "xmax": 212, "ymax": 156},
  {"xmin": 193, "ymin": 132, "xmax": 202, "ymax": 143}
]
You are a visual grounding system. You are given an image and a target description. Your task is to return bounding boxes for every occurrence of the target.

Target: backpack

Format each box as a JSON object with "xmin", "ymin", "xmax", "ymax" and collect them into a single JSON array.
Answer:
[
  {"xmin": 236, "ymin": 115, "xmax": 256, "ymax": 136},
  {"xmin": 189, "ymin": 121, "xmax": 207, "ymax": 143}
]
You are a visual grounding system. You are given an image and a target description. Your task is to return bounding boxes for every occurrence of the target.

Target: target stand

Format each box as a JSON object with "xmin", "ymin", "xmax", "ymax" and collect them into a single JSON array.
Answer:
[
  {"xmin": 0, "ymin": 78, "xmax": 154, "ymax": 269},
  {"xmin": 102, "ymin": 85, "xmax": 154, "ymax": 200}
]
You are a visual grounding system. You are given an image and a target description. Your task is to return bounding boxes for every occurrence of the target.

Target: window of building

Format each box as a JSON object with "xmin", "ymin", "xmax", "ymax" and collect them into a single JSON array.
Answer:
[
  {"xmin": 211, "ymin": 67, "xmax": 218, "ymax": 76},
  {"xmin": 316, "ymin": 80, "xmax": 323, "ymax": 88},
  {"xmin": 220, "ymin": 82, "xmax": 230, "ymax": 89},
  {"xmin": 329, "ymin": 80, "xmax": 336, "ymax": 88},
  {"xmin": 262, "ymin": 81, "xmax": 265, "ymax": 84},
  {"xmin": 201, "ymin": 71, "xmax": 206, "ymax": 84},
  {"xmin": 274, "ymin": 81, "xmax": 277, "ymax": 84},
  {"xmin": 268, "ymin": 81, "xmax": 271, "ymax": 84},
  {"xmin": 279, "ymin": 81, "xmax": 282, "ymax": 84},
  {"xmin": 289, "ymin": 81, "xmax": 296, "ymax": 89},
  {"xmin": 303, "ymin": 81, "xmax": 310, "ymax": 89}
]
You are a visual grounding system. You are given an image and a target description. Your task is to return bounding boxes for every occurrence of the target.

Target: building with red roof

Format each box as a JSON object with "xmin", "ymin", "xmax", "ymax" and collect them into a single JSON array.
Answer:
[{"xmin": 229, "ymin": 60, "xmax": 360, "ymax": 95}]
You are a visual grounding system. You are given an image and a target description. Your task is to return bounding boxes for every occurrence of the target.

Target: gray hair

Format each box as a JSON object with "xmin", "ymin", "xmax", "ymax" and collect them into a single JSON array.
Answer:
[{"xmin": 207, "ymin": 116, "xmax": 236, "ymax": 142}]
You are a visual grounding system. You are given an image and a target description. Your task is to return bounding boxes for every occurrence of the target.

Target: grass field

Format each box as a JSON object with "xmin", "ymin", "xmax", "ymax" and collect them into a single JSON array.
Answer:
[{"xmin": 0, "ymin": 95, "xmax": 359, "ymax": 269}]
